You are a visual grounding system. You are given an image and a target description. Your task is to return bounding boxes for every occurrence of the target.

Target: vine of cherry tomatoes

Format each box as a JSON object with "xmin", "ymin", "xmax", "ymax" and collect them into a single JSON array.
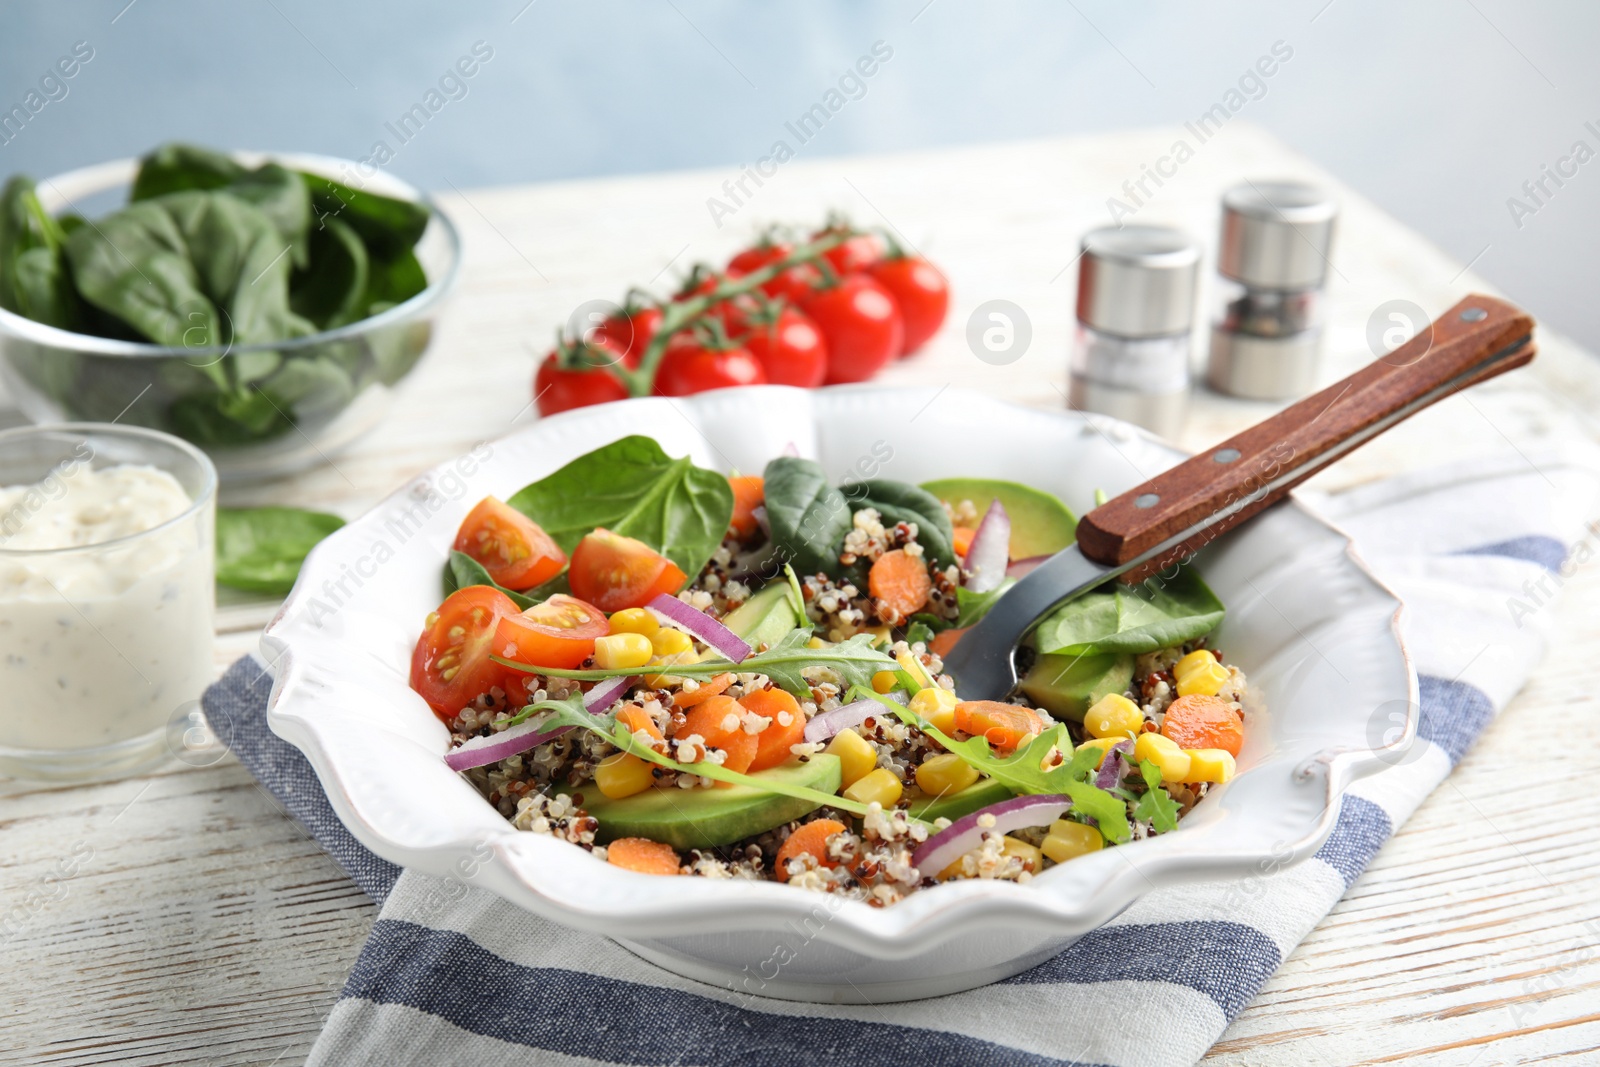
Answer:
[{"xmin": 534, "ymin": 219, "xmax": 950, "ymax": 417}]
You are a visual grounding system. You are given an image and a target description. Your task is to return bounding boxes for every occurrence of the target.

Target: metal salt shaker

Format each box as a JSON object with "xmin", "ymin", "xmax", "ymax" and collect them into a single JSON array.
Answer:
[
  {"xmin": 1206, "ymin": 180, "xmax": 1338, "ymax": 400},
  {"xmin": 1068, "ymin": 225, "xmax": 1200, "ymax": 439}
]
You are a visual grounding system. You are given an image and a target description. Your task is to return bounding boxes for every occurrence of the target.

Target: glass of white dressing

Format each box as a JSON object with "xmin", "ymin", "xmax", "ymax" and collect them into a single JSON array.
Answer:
[{"xmin": 0, "ymin": 424, "xmax": 216, "ymax": 781}]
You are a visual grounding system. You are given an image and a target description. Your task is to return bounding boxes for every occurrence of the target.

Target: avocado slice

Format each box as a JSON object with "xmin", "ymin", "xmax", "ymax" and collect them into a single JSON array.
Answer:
[
  {"xmin": 905, "ymin": 777, "xmax": 1014, "ymax": 822},
  {"xmin": 572, "ymin": 755, "xmax": 842, "ymax": 850},
  {"xmin": 720, "ymin": 580, "xmax": 805, "ymax": 651},
  {"xmin": 1017, "ymin": 652, "xmax": 1135, "ymax": 722},
  {"xmin": 920, "ymin": 478, "xmax": 1077, "ymax": 559}
]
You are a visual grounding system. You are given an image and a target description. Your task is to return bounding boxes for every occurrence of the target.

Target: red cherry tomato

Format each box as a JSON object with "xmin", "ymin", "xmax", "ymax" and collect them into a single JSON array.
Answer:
[
  {"xmin": 674, "ymin": 264, "xmax": 722, "ymax": 301},
  {"xmin": 812, "ymin": 226, "xmax": 884, "ymax": 276},
  {"xmin": 534, "ymin": 351, "xmax": 629, "ymax": 416},
  {"xmin": 494, "ymin": 593, "xmax": 610, "ymax": 671},
  {"xmin": 800, "ymin": 274, "xmax": 904, "ymax": 384},
  {"xmin": 869, "ymin": 255, "xmax": 949, "ymax": 356},
  {"xmin": 727, "ymin": 242, "xmax": 822, "ymax": 305},
  {"xmin": 410, "ymin": 586, "xmax": 521, "ymax": 721},
  {"xmin": 590, "ymin": 304, "xmax": 661, "ymax": 369},
  {"xmin": 453, "ymin": 497, "xmax": 566, "ymax": 591},
  {"xmin": 739, "ymin": 305, "xmax": 827, "ymax": 387},
  {"xmin": 653, "ymin": 338, "xmax": 767, "ymax": 396},
  {"xmin": 569, "ymin": 528, "xmax": 688, "ymax": 612}
]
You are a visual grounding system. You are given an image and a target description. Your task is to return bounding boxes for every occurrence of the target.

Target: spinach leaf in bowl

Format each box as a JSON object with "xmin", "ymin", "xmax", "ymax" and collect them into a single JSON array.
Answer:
[
  {"xmin": 303, "ymin": 173, "xmax": 430, "ymax": 258},
  {"xmin": 131, "ymin": 144, "xmax": 313, "ymax": 267},
  {"xmin": 0, "ymin": 176, "xmax": 81, "ymax": 330},
  {"xmin": 216, "ymin": 505, "xmax": 345, "ymax": 595}
]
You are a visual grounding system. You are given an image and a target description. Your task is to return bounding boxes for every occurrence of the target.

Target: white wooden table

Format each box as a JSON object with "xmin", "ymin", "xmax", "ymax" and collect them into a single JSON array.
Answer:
[{"xmin": 4, "ymin": 125, "xmax": 1599, "ymax": 1066}]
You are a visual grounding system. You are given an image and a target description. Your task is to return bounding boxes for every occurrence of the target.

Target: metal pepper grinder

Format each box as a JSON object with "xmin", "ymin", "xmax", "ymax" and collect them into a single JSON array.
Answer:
[
  {"xmin": 1068, "ymin": 225, "xmax": 1200, "ymax": 439},
  {"xmin": 1206, "ymin": 180, "xmax": 1338, "ymax": 400}
]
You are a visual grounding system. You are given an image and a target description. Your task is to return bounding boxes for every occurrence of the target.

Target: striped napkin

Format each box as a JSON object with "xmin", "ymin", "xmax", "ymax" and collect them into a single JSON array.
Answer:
[{"xmin": 211, "ymin": 445, "xmax": 1600, "ymax": 1067}]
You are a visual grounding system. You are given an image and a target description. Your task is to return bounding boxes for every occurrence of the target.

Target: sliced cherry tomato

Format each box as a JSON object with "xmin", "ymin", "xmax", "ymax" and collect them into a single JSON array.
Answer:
[
  {"xmin": 812, "ymin": 225, "xmax": 883, "ymax": 276},
  {"xmin": 494, "ymin": 593, "xmax": 609, "ymax": 670},
  {"xmin": 727, "ymin": 241, "xmax": 822, "ymax": 305},
  {"xmin": 411, "ymin": 586, "xmax": 521, "ymax": 720},
  {"xmin": 739, "ymin": 305, "xmax": 827, "ymax": 387},
  {"xmin": 534, "ymin": 351, "xmax": 629, "ymax": 416},
  {"xmin": 653, "ymin": 338, "xmax": 766, "ymax": 396},
  {"xmin": 800, "ymin": 274, "xmax": 904, "ymax": 385},
  {"xmin": 453, "ymin": 497, "xmax": 566, "ymax": 591},
  {"xmin": 568, "ymin": 528, "xmax": 688, "ymax": 612},
  {"xmin": 727, "ymin": 475, "xmax": 764, "ymax": 539},
  {"xmin": 869, "ymin": 255, "xmax": 949, "ymax": 356}
]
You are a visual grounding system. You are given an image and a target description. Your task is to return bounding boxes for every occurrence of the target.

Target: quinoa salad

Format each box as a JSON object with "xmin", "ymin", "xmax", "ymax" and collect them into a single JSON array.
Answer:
[{"xmin": 409, "ymin": 436, "xmax": 1248, "ymax": 904}]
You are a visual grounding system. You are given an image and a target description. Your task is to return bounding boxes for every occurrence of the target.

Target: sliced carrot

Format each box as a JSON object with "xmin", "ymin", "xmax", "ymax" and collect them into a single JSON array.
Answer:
[
  {"xmin": 928, "ymin": 626, "xmax": 968, "ymax": 660},
  {"xmin": 868, "ymin": 548, "xmax": 932, "ymax": 619},
  {"xmin": 953, "ymin": 700, "xmax": 1048, "ymax": 753},
  {"xmin": 951, "ymin": 525, "xmax": 977, "ymax": 559},
  {"xmin": 677, "ymin": 694, "xmax": 758, "ymax": 772},
  {"xmin": 775, "ymin": 818, "xmax": 847, "ymax": 882},
  {"xmin": 741, "ymin": 687, "xmax": 806, "ymax": 772},
  {"xmin": 1161, "ymin": 694, "xmax": 1244, "ymax": 756},
  {"xmin": 728, "ymin": 475, "xmax": 765, "ymax": 539},
  {"xmin": 672, "ymin": 672, "xmax": 734, "ymax": 709},
  {"xmin": 616, "ymin": 705, "xmax": 667, "ymax": 753},
  {"xmin": 607, "ymin": 837, "xmax": 681, "ymax": 876}
]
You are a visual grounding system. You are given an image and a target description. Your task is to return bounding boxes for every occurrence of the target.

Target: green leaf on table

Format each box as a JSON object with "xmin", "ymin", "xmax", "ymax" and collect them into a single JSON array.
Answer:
[
  {"xmin": 216, "ymin": 506, "xmax": 345, "ymax": 595},
  {"xmin": 1132, "ymin": 760, "xmax": 1181, "ymax": 833},
  {"xmin": 442, "ymin": 549, "xmax": 535, "ymax": 610},
  {"xmin": 506, "ymin": 435, "xmax": 734, "ymax": 581},
  {"xmin": 840, "ymin": 478, "xmax": 957, "ymax": 570},
  {"xmin": 1033, "ymin": 565, "xmax": 1224, "ymax": 656},
  {"xmin": 762, "ymin": 456, "xmax": 852, "ymax": 577}
]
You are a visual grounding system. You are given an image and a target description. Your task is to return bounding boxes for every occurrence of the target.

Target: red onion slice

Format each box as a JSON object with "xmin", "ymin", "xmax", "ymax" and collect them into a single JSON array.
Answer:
[
  {"xmin": 648, "ymin": 593, "xmax": 751, "ymax": 663},
  {"xmin": 802, "ymin": 699, "xmax": 879, "ymax": 743},
  {"xmin": 781, "ymin": 441, "xmax": 800, "ymax": 457},
  {"xmin": 1006, "ymin": 554, "xmax": 1051, "ymax": 579},
  {"xmin": 912, "ymin": 793, "xmax": 1071, "ymax": 875},
  {"xmin": 963, "ymin": 500, "xmax": 1011, "ymax": 593},
  {"xmin": 445, "ymin": 719, "xmax": 563, "ymax": 772},
  {"xmin": 1094, "ymin": 739, "xmax": 1135, "ymax": 790},
  {"xmin": 584, "ymin": 675, "xmax": 635, "ymax": 712}
]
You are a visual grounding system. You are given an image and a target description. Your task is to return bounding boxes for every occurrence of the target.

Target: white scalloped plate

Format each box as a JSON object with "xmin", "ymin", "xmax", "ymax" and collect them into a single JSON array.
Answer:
[{"xmin": 263, "ymin": 385, "xmax": 1415, "ymax": 1003}]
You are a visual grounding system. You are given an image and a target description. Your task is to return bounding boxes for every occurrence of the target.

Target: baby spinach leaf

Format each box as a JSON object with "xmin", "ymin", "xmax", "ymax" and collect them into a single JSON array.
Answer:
[
  {"xmin": 303, "ymin": 173, "xmax": 430, "ymax": 257},
  {"xmin": 506, "ymin": 435, "xmax": 733, "ymax": 580},
  {"xmin": 130, "ymin": 143, "xmax": 245, "ymax": 199},
  {"xmin": 290, "ymin": 215, "xmax": 369, "ymax": 328},
  {"xmin": 1033, "ymin": 566, "xmax": 1224, "ymax": 656},
  {"xmin": 840, "ymin": 479, "xmax": 957, "ymax": 569},
  {"xmin": 216, "ymin": 506, "xmax": 345, "ymax": 595},
  {"xmin": 0, "ymin": 176, "xmax": 80, "ymax": 329},
  {"xmin": 762, "ymin": 456, "xmax": 852, "ymax": 576},
  {"xmin": 442, "ymin": 549, "xmax": 535, "ymax": 610},
  {"xmin": 132, "ymin": 146, "xmax": 313, "ymax": 267}
]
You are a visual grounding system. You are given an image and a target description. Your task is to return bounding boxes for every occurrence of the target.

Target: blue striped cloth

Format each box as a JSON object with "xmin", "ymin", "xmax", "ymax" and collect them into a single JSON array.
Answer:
[{"xmin": 209, "ymin": 447, "xmax": 1599, "ymax": 1067}]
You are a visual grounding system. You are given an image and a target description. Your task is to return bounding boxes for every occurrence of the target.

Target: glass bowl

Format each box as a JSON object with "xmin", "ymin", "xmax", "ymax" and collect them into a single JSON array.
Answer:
[{"xmin": 0, "ymin": 154, "xmax": 461, "ymax": 482}]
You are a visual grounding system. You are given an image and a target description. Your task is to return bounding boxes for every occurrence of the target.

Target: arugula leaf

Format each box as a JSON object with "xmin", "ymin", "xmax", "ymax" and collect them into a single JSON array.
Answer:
[
  {"xmin": 955, "ymin": 577, "xmax": 1014, "ymax": 627},
  {"xmin": 1132, "ymin": 760, "xmax": 1180, "ymax": 832},
  {"xmin": 512, "ymin": 628, "xmax": 896, "ymax": 699},
  {"xmin": 506, "ymin": 690, "xmax": 891, "ymax": 822},
  {"xmin": 216, "ymin": 506, "xmax": 344, "ymax": 595},
  {"xmin": 1033, "ymin": 566, "xmax": 1224, "ymax": 656},
  {"xmin": 840, "ymin": 479, "xmax": 957, "ymax": 570},
  {"xmin": 905, "ymin": 619, "xmax": 936, "ymax": 646},
  {"xmin": 506, "ymin": 436, "xmax": 734, "ymax": 580},
  {"xmin": 442, "ymin": 549, "xmax": 534, "ymax": 610},
  {"xmin": 762, "ymin": 456, "xmax": 852, "ymax": 576}
]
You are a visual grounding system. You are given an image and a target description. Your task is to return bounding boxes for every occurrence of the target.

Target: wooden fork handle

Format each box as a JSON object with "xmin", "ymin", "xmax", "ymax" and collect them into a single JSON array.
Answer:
[{"xmin": 1077, "ymin": 293, "xmax": 1535, "ymax": 579}]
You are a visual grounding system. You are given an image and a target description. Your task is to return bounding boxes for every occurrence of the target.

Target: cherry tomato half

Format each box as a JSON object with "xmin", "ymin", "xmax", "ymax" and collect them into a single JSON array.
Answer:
[
  {"xmin": 569, "ymin": 528, "xmax": 688, "ymax": 612},
  {"xmin": 739, "ymin": 305, "xmax": 827, "ymax": 387},
  {"xmin": 653, "ymin": 339, "xmax": 767, "ymax": 396},
  {"xmin": 453, "ymin": 497, "xmax": 566, "ymax": 591},
  {"xmin": 411, "ymin": 586, "xmax": 521, "ymax": 720},
  {"xmin": 800, "ymin": 274, "xmax": 904, "ymax": 385},
  {"xmin": 869, "ymin": 255, "xmax": 949, "ymax": 356},
  {"xmin": 535, "ymin": 352, "xmax": 629, "ymax": 416},
  {"xmin": 495, "ymin": 593, "xmax": 610, "ymax": 671}
]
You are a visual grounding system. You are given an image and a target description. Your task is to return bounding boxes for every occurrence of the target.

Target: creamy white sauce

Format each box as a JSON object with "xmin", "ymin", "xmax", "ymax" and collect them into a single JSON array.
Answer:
[{"xmin": 0, "ymin": 464, "xmax": 213, "ymax": 752}]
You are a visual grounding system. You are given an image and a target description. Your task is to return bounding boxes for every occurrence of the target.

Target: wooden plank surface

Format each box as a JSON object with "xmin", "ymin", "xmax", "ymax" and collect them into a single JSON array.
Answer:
[{"xmin": 3, "ymin": 123, "xmax": 1599, "ymax": 1066}]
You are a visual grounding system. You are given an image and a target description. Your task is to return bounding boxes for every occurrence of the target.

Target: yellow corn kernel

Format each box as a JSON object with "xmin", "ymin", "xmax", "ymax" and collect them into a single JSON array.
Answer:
[
  {"xmin": 825, "ymin": 728, "xmax": 878, "ymax": 788},
  {"xmin": 649, "ymin": 627, "xmax": 692, "ymax": 658},
  {"xmin": 908, "ymin": 685, "xmax": 958, "ymax": 723},
  {"xmin": 1174, "ymin": 649, "xmax": 1230, "ymax": 698},
  {"xmin": 806, "ymin": 636, "xmax": 830, "ymax": 650},
  {"xmin": 1173, "ymin": 649, "xmax": 1215, "ymax": 682},
  {"xmin": 896, "ymin": 648, "xmax": 936, "ymax": 690},
  {"xmin": 914, "ymin": 752, "xmax": 979, "ymax": 797},
  {"xmin": 1075, "ymin": 736, "xmax": 1120, "ymax": 769},
  {"xmin": 594, "ymin": 752, "xmax": 656, "ymax": 799},
  {"xmin": 1184, "ymin": 748, "xmax": 1237, "ymax": 784},
  {"xmin": 607, "ymin": 607, "xmax": 659, "ymax": 639},
  {"xmin": 872, "ymin": 670, "xmax": 900, "ymax": 694},
  {"xmin": 1002, "ymin": 835, "xmax": 1043, "ymax": 873},
  {"xmin": 1133, "ymin": 731, "xmax": 1192, "ymax": 783},
  {"xmin": 594, "ymin": 632, "xmax": 655, "ymax": 671},
  {"xmin": 866, "ymin": 624, "xmax": 893, "ymax": 647},
  {"xmin": 1084, "ymin": 693, "xmax": 1144, "ymax": 739},
  {"xmin": 842, "ymin": 766, "xmax": 903, "ymax": 808},
  {"xmin": 1040, "ymin": 819, "xmax": 1104, "ymax": 864}
]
